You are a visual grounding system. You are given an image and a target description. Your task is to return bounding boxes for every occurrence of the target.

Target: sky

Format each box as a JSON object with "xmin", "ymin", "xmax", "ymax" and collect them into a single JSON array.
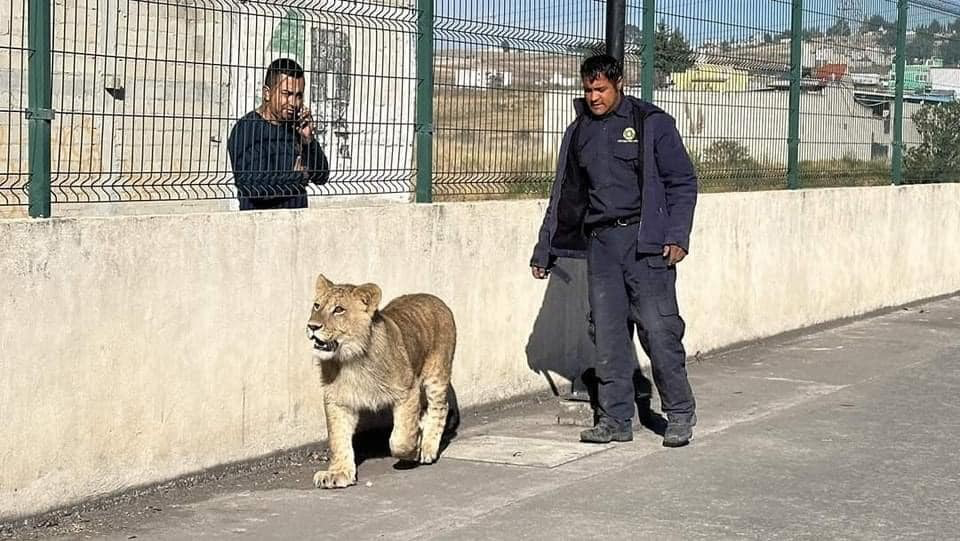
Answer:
[{"xmin": 434, "ymin": 0, "xmax": 960, "ymax": 49}]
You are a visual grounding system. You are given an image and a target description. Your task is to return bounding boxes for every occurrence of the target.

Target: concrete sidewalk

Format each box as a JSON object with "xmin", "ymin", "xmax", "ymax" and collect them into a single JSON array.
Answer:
[{"xmin": 17, "ymin": 296, "xmax": 960, "ymax": 540}]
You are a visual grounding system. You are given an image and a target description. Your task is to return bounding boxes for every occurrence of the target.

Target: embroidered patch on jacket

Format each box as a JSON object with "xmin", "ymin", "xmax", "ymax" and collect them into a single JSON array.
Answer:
[{"xmin": 618, "ymin": 126, "xmax": 638, "ymax": 143}]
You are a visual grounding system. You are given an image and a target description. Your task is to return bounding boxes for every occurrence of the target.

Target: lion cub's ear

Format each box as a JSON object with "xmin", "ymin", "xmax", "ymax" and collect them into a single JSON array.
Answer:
[
  {"xmin": 354, "ymin": 283, "xmax": 382, "ymax": 314},
  {"xmin": 315, "ymin": 274, "xmax": 334, "ymax": 295}
]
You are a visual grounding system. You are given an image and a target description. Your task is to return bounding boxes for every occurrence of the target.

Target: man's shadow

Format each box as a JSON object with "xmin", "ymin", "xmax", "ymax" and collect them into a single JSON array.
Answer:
[
  {"xmin": 525, "ymin": 258, "xmax": 667, "ymax": 435},
  {"xmin": 524, "ymin": 258, "xmax": 595, "ymax": 398}
]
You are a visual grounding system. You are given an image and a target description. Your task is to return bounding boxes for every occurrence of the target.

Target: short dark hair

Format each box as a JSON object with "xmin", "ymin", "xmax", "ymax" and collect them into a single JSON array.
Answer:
[
  {"xmin": 264, "ymin": 58, "xmax": 305, "ymax": 88},
  {"xmin": 580, "ymin": 54, "xmax": 623, "ymax": 83}
]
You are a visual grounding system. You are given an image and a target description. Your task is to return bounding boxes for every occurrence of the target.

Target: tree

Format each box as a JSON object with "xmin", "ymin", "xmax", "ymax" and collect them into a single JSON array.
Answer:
[
  {"xmin": 626, "ymin": 22, "xmax": 694, "ymax": 86},
  {"xmin": 878, "ymin": 26, "xmax": 898, "ymax": 49},
  {"xmin": 654, "ymin": 22, "xmax": 694, "ymax": 84},
  {"xmin": 763, "ymin": 32, "xmax": 773, "ymax": 44},
  {"xmin": 826, "ymin": 19, "xmax": 852, "ymax": 37},
  {"xmin": 949, "ymin": 18, "xmax": 960, "ymax": 35},
  {"xmin": 942, "ymin": 36, "xmax": 960, "ymax": 66},
  {"xmin": 862, "ymin": 15, "xmax": 891, "ymax": 34},
  {"xmin": 904, "ymin": 102, "xmax": 960, "ymax": 183},
  {"xmin": 667, "ymin": 27, "xmax": 695, "ymax": 68},
  {"xmin": 906, "ymin": 30, "xmax": 937, "ymax": 62},
  {"xmin": 928, "ymin": 19, "xmax": 943, "ymax": 35},
  {"xmin": 703, "ymin": 140, "xmax": 753, "ymax": 166},
  {"xmin": 500, "ymin": 39, "xmax": 512, "ymax": 53},
  {"xmin": 802, "ymin": 26, "xmax": 823, "ymax": 40}
]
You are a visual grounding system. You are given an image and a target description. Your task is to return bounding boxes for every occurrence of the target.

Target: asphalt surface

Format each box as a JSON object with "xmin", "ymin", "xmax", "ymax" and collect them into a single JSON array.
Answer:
[{"xmin": 8, "ymin": 296, "xmax": 960, "ymax": 540}]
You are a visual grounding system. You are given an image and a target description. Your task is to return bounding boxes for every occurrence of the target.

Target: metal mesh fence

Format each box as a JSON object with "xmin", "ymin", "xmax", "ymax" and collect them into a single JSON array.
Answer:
[
  {"xmin": 46, "ymin": 0, "xmax": 417, "ymax": 205},
  {"xmin": 0, "ymin": 0, "xmax": 29, "ymax": 210},
  {"xmin": 901, "ymin": 0, "xmax": 960, "ymax": 184},
  {"xmin": 796, "ymin": 0, "xmax": 898, "ymax": 188},
  {"xmin": 643, "ymin": 0, "xmax": 793, "ymax": 192},
  {"xmin": 4, "ymin": 0, "xmax": 960, "ymax": 213},
  {"xmin": 433, "ymin": 0, "xmax": 604, "ymax": 199},
  {"xmin": 431, "ymin": 0, "xmax": 960, "ymax": 196}
]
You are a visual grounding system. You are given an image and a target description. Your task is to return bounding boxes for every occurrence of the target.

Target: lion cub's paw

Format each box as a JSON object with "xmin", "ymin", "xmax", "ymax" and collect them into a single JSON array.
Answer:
[
  {"xmin": 313, "ymin": 468, "xmax": 357, "ymax": 489},
  {"xmin": 418, "ymin": 447, "xmax": 439, "ymax": 465}
]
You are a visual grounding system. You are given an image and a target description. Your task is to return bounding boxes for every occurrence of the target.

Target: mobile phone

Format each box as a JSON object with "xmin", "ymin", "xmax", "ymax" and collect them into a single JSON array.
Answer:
[{"xmin": 294, "ymin": 108, "xmax": 309, "ymax": 130}]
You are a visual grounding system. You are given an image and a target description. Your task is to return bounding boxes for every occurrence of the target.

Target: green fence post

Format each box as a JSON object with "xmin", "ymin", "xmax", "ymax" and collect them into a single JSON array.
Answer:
[
  {"xmin": 892, "ymin": 0, "xmax": 908, "ymax": 186},
  {"xmin": 787, "ymin": 0, "xmax": 802, "ymax": 190},
  {"xmin": 415, "ymin": 0, "xmax": 433, "ymax": 203},
  {"xmin": 28, "ymin": 0, "xmax": 53, "ymax": 217},
  {"xmin": 641, "ymin": 0, "xmax": 655, "ymax": 102},
  {"xmin": 605, "ymin": 0, "xmax": 626, "ymax": 62}
]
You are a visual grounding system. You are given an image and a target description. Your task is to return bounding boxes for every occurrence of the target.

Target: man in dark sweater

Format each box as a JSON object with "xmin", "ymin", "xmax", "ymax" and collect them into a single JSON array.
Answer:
[{"xmin": 227, "ymin": 58, "xmax": 329, "ymax": 210}]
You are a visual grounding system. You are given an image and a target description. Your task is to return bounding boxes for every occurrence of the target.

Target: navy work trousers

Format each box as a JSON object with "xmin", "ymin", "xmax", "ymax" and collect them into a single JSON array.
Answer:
[{"xmin": 586, "ymin": 222, "xmax": 696, "ymax": 427}]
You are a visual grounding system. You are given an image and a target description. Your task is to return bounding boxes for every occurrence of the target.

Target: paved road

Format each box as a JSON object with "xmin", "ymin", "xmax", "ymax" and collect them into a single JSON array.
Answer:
[{"xmin": 19, "ymin": 296, "xmax": 960, "ymax": 540}]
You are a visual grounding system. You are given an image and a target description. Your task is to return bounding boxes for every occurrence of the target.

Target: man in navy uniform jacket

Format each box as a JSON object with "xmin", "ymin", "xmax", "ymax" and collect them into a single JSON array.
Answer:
[{"xmin": 531, "ymin": 54, "xmax": 699, "ymax": 448}]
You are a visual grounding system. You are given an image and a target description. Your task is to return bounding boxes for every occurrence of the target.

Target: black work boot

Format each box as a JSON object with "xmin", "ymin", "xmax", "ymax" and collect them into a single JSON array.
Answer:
[
  {"xmin": 580, "ymin": 420, "xmax": 633, "ymax": 443},
  {"xmin": 663, "ymin": 413, "xmax": 697, "ymax": 448}
]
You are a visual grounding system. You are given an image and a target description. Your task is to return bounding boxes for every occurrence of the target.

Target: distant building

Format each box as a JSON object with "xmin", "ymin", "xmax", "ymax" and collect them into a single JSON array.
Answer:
[
  {"xmin": 805, "ymin": 43, "xmax": 892, "ymax": 71},
  {"xmin": 816, "ymin": 63, "xmax": 847, "ymax": 82},
  {"xmin": 671, "ymin": 64, "xmax": 749, "ymax": 92},
  {"xmin": 886, "ymin": 58, "xmax": 943, "ymax": 94},
  {"xmin": 929, "ymin": 67, "xmax": 960, "ymax": 98},
  {"xmin": 455, "ymin": 69, "xmax": 513, "ymax": 89},
  {"xmin": 850, "ymin": 73, "xmax": 881, "ymax": 87},
  {"xmin": 549, "ymin": 73, "xmax": 579, "ymax": 88}
]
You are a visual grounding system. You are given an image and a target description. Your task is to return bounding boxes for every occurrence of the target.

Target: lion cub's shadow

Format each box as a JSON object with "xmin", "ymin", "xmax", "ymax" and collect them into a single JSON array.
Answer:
[{"xmin": 351, "ymin": 385, "xmax": 461, "ymax": 470}]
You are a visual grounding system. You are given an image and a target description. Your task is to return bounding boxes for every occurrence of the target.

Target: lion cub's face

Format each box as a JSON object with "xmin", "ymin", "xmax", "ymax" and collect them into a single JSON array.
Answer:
[{"xmin": 306, "ymin": 274, "xmax": 382, "ymax": 362}]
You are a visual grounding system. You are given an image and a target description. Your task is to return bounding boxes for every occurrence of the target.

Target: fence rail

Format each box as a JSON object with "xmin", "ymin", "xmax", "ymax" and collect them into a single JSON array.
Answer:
[{"xmin": 3, "ymin": 0, "xmax": 960, "ymax": 216}]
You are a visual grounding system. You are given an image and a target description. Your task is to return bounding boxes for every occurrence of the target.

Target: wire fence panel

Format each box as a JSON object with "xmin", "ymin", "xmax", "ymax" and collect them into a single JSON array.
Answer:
[
  {"xmin": 431, "ymin": 0, "xmax": 960, "ymax": 196},
  {"xmin": 797, "ymin": 0, "xmax": 898, "ymax": 188},
  {"xmin": 901, "ymin": 0, "xmax": 960, "ymax": 184},
  {"xmin": 45, "ymin": 0, "xmax": 417, "ymax": 205},
  {"xmin": 5, "ymin": 0, "xmax": 960, "ymax": 213},
  {"xmin": 642, "ymin": 0, "xmax": 793, "ymax": 192},
  {"xmin": 0, "ymin": 0, "xmax": 29, "ymax": 213},
  {"xmin": 433, "ymin": 0, "xmax": 604, "ymax": 199}
]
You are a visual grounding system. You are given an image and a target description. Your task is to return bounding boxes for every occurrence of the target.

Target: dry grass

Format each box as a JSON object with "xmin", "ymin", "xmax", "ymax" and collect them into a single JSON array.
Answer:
[
  {"xmin": 433, "ymin": 87, "xmax": 895, "ymax": 197},
  {"xmin": 433, "ymin": 87, "xmax": 555, "ymax": 200}
]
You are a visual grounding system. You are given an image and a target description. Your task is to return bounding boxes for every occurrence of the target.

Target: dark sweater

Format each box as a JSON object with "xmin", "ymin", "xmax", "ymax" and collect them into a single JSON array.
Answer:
[{"xmin": 227, "ymin": 111, "xmax": 329, "ymax": 210}]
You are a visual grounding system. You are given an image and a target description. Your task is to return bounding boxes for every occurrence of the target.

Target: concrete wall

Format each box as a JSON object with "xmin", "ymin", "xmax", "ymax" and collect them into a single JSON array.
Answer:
[{"xmin": 2, "ymin": 183, "xmax": 960, "ymax": 520}]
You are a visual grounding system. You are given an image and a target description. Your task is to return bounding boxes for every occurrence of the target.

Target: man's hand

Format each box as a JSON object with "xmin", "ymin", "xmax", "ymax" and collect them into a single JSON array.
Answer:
[
  {"xmin": 531, "ymin": 266, "xmax": 550, "ymax": 279},
  {"xmin": 662, "ymin": 244, "xmax": 687, "ymax": 266},
  {"xmin": 297, "ymin": 107, "xmax": 315, "ymax": 144}
]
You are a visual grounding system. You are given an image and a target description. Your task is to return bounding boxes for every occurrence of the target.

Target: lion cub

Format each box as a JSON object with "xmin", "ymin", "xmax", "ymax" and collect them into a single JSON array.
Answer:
[{"xmin": 306, "ymin": 274, "xmax": 456, "ymax": 489}]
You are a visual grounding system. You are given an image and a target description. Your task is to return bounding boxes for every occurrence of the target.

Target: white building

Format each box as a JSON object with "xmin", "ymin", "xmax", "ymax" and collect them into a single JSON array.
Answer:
[
  {"xmin": 455, "ymin": 69, "xmax": 513, "ymax": 89},
  {"xmin": 930, "ymin": 67, "xmax": 960, "ymax": 97}
]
